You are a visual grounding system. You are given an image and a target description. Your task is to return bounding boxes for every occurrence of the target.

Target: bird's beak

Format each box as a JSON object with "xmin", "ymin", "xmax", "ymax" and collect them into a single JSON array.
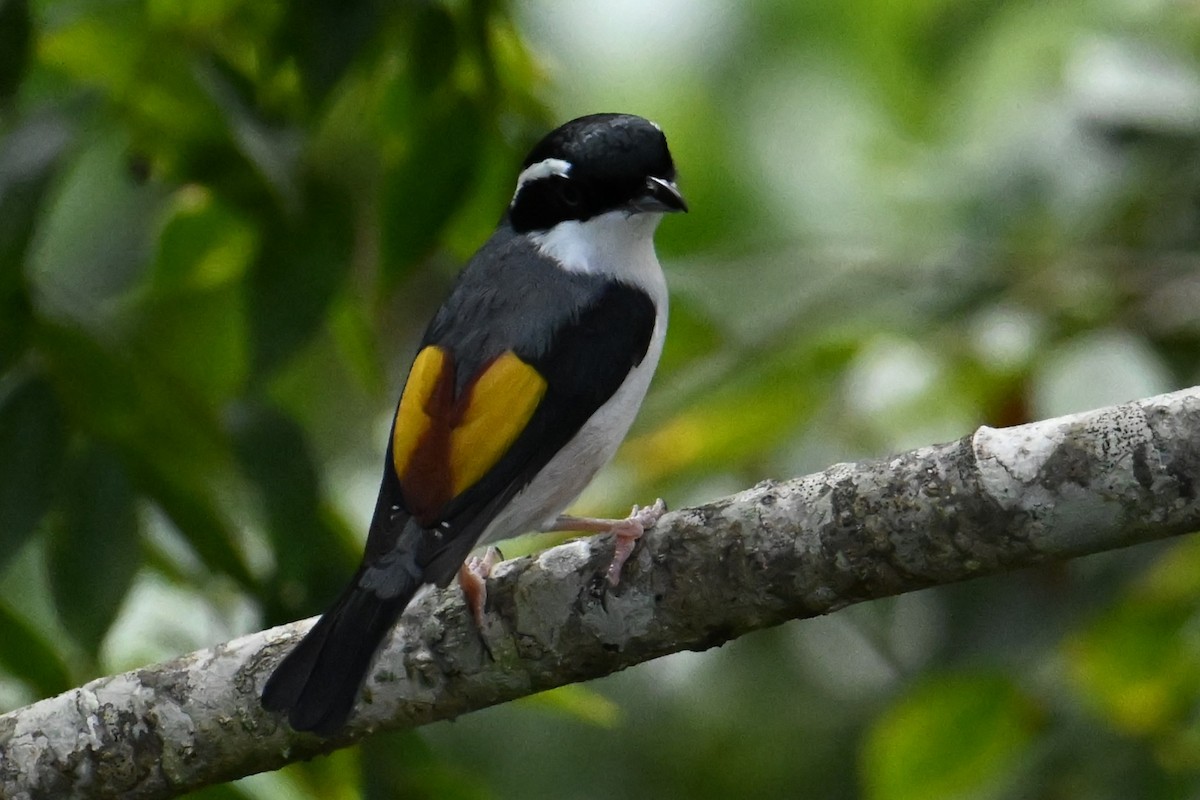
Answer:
[{"xmin": 633, "ymin": 176, "xmax": 688, "ymax": 214}]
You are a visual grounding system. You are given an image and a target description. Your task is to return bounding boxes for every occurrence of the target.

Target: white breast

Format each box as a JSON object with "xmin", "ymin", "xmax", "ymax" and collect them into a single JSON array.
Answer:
[
  {"xmin": 529, "ymin": 208, "xmax": 669, "ymax": 287},
  {"xmin": 478, "ymin": 209, "xmax": 669, "ymax": 544}
]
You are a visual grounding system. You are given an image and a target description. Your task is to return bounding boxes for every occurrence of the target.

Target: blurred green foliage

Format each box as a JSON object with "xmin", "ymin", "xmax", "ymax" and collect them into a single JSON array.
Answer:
[{"xmin": 2, "ymin": 0, "xmax": 1200, "ymax": 797}]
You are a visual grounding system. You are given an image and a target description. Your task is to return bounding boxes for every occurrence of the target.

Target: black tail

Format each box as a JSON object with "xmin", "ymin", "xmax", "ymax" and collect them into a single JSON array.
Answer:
[{"xmin": 261, "ymin": 582, "xmax": 409, "ymax": 735}]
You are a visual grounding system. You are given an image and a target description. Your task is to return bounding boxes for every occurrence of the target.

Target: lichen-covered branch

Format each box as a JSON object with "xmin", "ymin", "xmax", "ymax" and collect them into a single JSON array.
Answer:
[{"xmin": 3, "ymin": 387, "xmax": 1199, "ymax": 799}]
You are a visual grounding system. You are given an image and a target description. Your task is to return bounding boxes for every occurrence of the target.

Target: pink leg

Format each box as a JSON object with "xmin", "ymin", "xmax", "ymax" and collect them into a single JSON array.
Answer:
[
  {"xmin": 458, "ymin": 546, "xmax": 503, "ymax": 628},
  {"xmin": 545, "ymin": 499, "xmax": 667, "ymax": 586}
]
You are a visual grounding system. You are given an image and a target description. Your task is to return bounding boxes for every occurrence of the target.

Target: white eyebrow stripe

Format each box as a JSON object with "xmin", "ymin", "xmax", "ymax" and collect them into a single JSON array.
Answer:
[{"xmin": 513, "ymin": 157, "xmax": 573, "ymax": 198}]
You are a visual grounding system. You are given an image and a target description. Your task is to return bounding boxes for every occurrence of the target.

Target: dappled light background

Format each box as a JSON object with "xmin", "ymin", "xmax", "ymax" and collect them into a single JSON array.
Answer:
[{"xmin": 2, "ymin": 0, "xmax": 1200, "ymax": 797}]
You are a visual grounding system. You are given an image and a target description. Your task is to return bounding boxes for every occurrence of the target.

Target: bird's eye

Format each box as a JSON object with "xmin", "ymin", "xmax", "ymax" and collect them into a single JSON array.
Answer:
[{"xmin": 558, "ymin": 182, "xmax": 582, "ymax": 207}]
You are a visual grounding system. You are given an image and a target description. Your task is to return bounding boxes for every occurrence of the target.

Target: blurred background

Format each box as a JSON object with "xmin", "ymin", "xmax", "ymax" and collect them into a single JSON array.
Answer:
[{"xmin": 2, "ymin": 0, "xmax": 1200, "ymax": 797}]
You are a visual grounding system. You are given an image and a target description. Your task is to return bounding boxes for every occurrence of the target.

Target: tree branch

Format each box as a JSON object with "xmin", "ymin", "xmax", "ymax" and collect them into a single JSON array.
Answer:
[{"xmin": 3, "ymin": 387, "xmax": 1200, "ymax": 799}]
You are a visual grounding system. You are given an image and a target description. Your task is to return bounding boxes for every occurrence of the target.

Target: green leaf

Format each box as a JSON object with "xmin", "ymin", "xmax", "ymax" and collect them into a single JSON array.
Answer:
[
  {"xmin": 249, "ymin": 176, "xmax": 356, "ymax": 375},
  {"xmin": 516, "ymin": 684, "xmax": 622, "ymax": 727},
  {"xmin": 328, "ymin": 294, "xmax": 384, "ymax": 394},
  {"xmin": 655, "ymin": 296, "xmax": 722, "ymax": 375},
  {"xmin": 0, "ymin": 280, "xmax": 31, "ymax": 373},
  {"xmin": 33, "ymin": 320, "xmax": 222, "ymax": 477},
  {"xmin": 39, "ymin": 11, "xmax": 224, "ymax": 160},
  {"xmin": 48, "ymin": 444, "xmax": 141, "ymax": 654},
  {"xmin": 38, "ymin": 13, "xmax": 144, "ymax": 94},
  {"xmin": 171, "ymin": 782, "xmax": 255, "ymax": 800},
  {"xmin": 0, "ymin": 376, "xmax": 68, "ymax": 571},
  {"xmin": 131, "ymin": 464, "xmax": 257, "ymax": 592},
  {"xmin": 229, "ymin": 401, "xmax": 356, "ymax": 621},
  {"xmin": 410, "ymin": 4, "xmax": 459, "ymax": 93},
  {"xmin": 152, "ymin": 186, "xmax": 257, "ymax": 292},
  {"xmin": 0, "ymin": 112, "xmax": 75, "ymax": 371},
  {"xmin": 126, "ymin": 188, "xmax": 257, "ymax": 407},
  {"xmin": 35, "ymin": 322, "xmax": 257, "ymax": 590},
  {"xmin": 623, "ymin": 336, "xmax": 856, "ymax": 483},
  {"xmin": 193, "ymin": 59, "xmax": 303, "ymax": 212},
  {"xmin": 275, "ymin": 0, "xmax": 380, "ymax": 104},
  {"xmin": 0, "ymin": 599, "xmax": 72, "ymax": 699},
  {"xmin": 130, "ymin": 285, "xmax": 250, "ymax": 407},
  {"xmin": 0, "ymin": 0, "xmax": 31, "ymax": 106},
  {"xmin": 861, "ymin": 672, "xmax": 1039, "ymax": 800},
  {"xmin": 362, "ymin": 730, "xmax": 488, "ymax": 800},
  {"xmin": 1065, "ymin": 566, "xmax": 1200, "ymax": 743},
  {"xmin": 380, "ymin": 96, "xmax": 485, "ymax": 282},
  {"xmin": 26, "ymin": 133, "xmax": 161, "ymax": 324}
]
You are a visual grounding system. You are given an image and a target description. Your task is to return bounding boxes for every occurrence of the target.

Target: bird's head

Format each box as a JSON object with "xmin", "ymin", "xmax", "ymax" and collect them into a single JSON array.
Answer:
[{"xmin": 508, "ymin": 113, "xmax": 687, "ymax": 235}]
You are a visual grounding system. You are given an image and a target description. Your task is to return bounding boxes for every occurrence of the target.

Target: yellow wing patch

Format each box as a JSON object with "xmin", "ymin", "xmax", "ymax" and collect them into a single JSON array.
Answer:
[
  {"xmin": 391, "ymin": 346, "xmax": 447, "ymax": 482},
  {"xmin": 391, "ymin": 346, "xmax": 547, "ymax": 524},
  {"xmin": 452, "ymin": 351, "xmax": 547, "ymax": 494}
]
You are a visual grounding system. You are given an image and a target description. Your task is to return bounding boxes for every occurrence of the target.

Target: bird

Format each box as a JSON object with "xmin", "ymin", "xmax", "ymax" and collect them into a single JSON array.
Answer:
[{"xmin": 260, "ymin": 113, "xmax": 687, "ymax": 735}]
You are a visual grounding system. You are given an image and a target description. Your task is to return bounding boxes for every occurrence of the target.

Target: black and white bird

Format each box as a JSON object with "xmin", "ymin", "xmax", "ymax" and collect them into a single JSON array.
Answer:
[{"xmin": 261, "ymin": 112, "xmax": 686, "ymax": 735}]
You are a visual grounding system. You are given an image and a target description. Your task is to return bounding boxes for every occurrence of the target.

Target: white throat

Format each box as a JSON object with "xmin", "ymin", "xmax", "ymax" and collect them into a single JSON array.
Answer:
[{"xmin": 529, "ymin": 209, "xmax": 667, "ymax": 291}]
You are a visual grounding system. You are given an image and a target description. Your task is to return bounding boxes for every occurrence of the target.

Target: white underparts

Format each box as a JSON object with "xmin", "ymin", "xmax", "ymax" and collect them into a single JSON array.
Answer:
[
  {"xmin": 477, "ymin": 306, "xmax": 667, "ymax": 547},
  {"xmin": 529, "ymin": 208, "xmax": 666, "ymax": 286},
  {"xmin": 476, "ymin": 211, "xmax": 670, "ymax": 548}
]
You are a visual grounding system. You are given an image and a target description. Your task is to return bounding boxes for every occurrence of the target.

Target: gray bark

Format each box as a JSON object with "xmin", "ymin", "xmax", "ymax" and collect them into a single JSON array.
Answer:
[{"xmin": 2, "ymin": 386, "xmax": 1199, "ymax": 799}]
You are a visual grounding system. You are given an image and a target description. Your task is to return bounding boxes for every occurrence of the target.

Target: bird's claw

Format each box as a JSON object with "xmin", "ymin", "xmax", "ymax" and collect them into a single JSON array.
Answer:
[
  {"xmin": 606, "ymin": 498, "xmax": 667, "ymax": 586},
  {"xmin": 458, "ymin": 546, "xmax": 503, "ymax": 629}
]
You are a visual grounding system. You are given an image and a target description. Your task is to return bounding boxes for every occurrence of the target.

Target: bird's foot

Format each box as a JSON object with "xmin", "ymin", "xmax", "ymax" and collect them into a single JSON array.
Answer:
[
  {"xmin": 458, "ymin": 546, "xmax": 503, "ymax": 628},
  {"xmin": 549, "ymin": 498, "xmax": 668, "ymax": 586}
]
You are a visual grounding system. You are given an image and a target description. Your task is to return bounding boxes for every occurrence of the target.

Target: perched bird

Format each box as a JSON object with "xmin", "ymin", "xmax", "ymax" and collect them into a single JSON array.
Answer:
[{"xmin": 260, "ymin": 113, "xmax": 686, "ymax": 735}]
